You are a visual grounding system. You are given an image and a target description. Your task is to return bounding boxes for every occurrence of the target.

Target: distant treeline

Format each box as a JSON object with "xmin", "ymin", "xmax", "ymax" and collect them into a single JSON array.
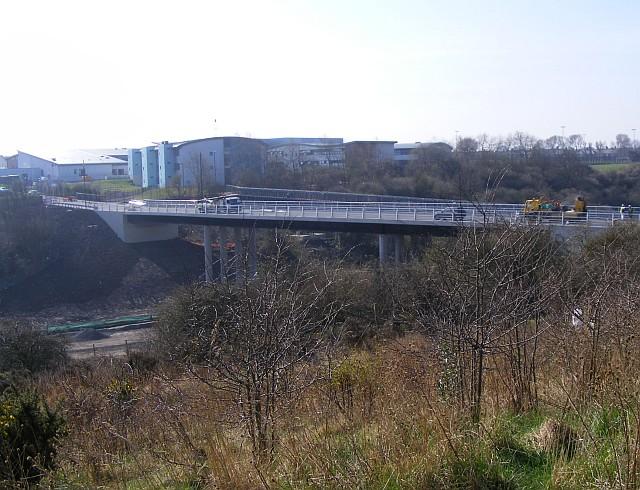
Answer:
[{"xmin": 235, "ymin": 141, "xmax": 640, "ymax": 206}]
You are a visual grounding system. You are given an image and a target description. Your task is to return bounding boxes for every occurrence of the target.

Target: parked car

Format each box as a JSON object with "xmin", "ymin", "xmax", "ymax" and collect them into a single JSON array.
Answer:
[{"xmin": 434, "ymin": 206, "xmax": 467, "ymax": 222}]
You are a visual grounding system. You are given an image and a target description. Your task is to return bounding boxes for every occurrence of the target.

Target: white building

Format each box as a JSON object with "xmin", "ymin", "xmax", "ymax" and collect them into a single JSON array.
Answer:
[{"xmin": 17, "ymin": 149, "xmax": 129, "ymax": 182}]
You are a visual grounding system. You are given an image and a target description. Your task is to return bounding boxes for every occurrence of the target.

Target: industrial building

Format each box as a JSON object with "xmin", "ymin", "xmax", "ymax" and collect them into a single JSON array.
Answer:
[
  {"xmin": 128, "ymin": 136, "xmax": 266, "ymax": 189},
  {"xmin": 345, "ymin": 141, "xmax": 396, "ymax": 165},
  {"xmin": 16, "ymin": 149, "xmax": 129, "ymax": 182},
  {"xmin": 264, "ymin": 138, "xmax": 344, "ymax": 169},
  {"xmin": 393, "ymin": 142, "xmax": 453, "ymax": 164},
  {"xmin": 8, "ymin": 136, "xmax": 454, "ymax": 188}
]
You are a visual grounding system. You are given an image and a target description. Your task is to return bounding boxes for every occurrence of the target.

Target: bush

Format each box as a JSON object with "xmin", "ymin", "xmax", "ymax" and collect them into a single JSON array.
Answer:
[
  {"xmin": 0, "ymin": 322, "xmax": 67, "ymax": 375},
  {"xmin": 0, "ymin": 387, "xmax": 66, "ymax": 485},
  {"xmin": 331, "ymin": 352, "xmax": 380, "ymax": 419}
]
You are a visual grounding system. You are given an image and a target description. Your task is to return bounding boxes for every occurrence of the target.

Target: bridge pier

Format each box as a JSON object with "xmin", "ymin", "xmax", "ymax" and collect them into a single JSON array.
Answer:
[
  {"xmin": 234, "ymin": 227, "xmax": 244, "ymax": 284},
  {"xmin": 378, "ymin": 234, "xmax": 389, "ymax": 264},
  {"xmin": 204, "ymin": 225, "xmax": 214, "ymax": 283},
  {"xmin": 248, "ymin": 228, "xmax": 257, "ymax": 278},
  {"xmin": 379, "ymin": 234, "xmax": 405, "ymax": 265},
  {"xmin": 393, "ymin": 235, "xmax": 404, "ymax": 263},
  {"xmin": 219, "ymin": 226, "xmax": 228, "ymax": 282}
]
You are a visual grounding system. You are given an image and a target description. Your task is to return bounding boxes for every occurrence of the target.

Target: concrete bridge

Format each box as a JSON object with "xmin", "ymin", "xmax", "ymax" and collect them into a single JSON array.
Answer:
[{"xmin": 45, "ymin": 196, "xmax": 634, "ymax": 282}]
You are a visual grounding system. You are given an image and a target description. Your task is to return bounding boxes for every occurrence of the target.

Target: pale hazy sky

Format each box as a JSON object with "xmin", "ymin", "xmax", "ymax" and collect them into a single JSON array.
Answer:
[{"xmin": 1, "ymin": 0, "xmax": 638, "ymax": 155}]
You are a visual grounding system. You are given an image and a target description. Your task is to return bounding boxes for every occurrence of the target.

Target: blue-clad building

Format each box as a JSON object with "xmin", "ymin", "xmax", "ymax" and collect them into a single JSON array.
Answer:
[
  {"xmin": 158, "ymin": 141, "xmax": 178, "ymax": 188},
  {"xmin": 128, "ymin": 149, "xmax": 142, "ymax": 186},
  {"xmin": 140, "ymin": 146, "xmax": 159, "ymax": 188}
]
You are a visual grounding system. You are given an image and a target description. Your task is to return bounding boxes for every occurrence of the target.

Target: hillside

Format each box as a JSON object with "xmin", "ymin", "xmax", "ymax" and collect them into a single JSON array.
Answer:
[{"xmin": 0, "ymin": 207, "xmax": 205, "ymax": 323}]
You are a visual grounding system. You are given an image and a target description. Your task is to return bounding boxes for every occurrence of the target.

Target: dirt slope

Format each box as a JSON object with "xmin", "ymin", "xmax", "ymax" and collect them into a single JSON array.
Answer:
[{"xmin": 0, "ymin": 208, "xmax": 204, "ymax": 323}]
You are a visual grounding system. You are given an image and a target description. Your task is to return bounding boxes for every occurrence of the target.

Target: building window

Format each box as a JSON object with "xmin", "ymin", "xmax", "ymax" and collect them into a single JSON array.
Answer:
[
  {"xmin": 118, "ymin": 169, "xmax": 124, "ymax": 175},
  {"xmin": 74, "ymin": 169, "xmax": 77, "ymax": 175},
  {"xmin": 112, "ymin": 169, "xmax": 117, "ymax": 175}
]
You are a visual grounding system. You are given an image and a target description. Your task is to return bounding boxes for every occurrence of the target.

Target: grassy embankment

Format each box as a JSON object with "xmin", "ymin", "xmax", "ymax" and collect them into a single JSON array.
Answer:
[
  {"xmin": 62, "ymin": 179, "xmax": 208, "ymax": 200},
  {"xmin": 35, "ymin": 329, "xmax": 640, "ymax": 489},
  {"xmin": 590, "ymin": 162, "xmax": 640, "ymax": 173}
]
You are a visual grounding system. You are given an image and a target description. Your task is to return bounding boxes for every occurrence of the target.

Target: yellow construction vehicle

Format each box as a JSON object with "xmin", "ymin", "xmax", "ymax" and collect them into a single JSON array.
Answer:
[
  {"xmin": 522, "ymin": 196, "xmax": 587, "ymax": 223},
  {"xmin": 563, "ymin": 196, "xmax": 588, "ymax": 222},
  {"xmin": 523, "ymin": 197, "xmax": 561, "ymax": 215},
  {"xmin": 573, "ymin": 196, "xmax": 587, "ymax": 213}
]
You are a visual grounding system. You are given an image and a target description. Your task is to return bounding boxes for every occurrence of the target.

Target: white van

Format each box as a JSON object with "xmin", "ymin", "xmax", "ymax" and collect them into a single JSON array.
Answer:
[{"xmin": 198, "ymin": 194, "xmax": 242, "ymax": 213}]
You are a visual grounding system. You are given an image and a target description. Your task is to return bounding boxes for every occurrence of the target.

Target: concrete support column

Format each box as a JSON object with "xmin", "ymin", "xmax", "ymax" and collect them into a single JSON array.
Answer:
[
  {"xmin": 234, "ymin": 227, "xmax": 244, "ymax": 284},
  {"xmin": 393, "ymin": 235, "xmax": 404, "ymax": 264},
  {"xmin": 203, "ymin": 225, "xmax": 214, "ymax": 283},
  {"xmin": 248, "ymin": 228, "xmax": 257, "ymax": 278},
  {"xmin": 219, "ymin": 226, "xmax": 228, "ymax": 282},
  {"xmin": 378, "ymin": 234, "xmax": 388, "ymax": 264}
]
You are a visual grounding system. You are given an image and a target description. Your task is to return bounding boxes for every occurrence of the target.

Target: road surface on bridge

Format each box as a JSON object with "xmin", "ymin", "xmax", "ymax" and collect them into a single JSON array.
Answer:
[{"xmin": 45, "ymin": 196, "xmax": 635, "ymax": 231}]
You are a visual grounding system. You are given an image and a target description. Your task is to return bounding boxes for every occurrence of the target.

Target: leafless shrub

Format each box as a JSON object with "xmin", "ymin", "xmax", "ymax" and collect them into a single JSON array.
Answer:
[
  {"xmin": 162, "ymin": 235, "xmax": 345, "ymax": 461},
  {"xmin": 401, "ymin": 222, "xmax": 567, "ymax": 421}
]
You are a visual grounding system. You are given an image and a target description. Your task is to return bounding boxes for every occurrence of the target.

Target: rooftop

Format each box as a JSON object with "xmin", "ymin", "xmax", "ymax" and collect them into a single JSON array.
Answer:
[{"xmin": 26, "ymin": 149, "xmax": 129, "ymax": 165}]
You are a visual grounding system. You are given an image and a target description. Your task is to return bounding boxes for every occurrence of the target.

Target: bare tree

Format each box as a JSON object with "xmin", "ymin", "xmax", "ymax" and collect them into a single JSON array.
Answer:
[
  {"xmin": 568, "ymin": 134, "xmax": 586, "ymax": 151},
  {"xmin": 511, "ymin": 131, "xmax": 539, "ymax": 159},
  {"xmin": 402, "ymin": 221, "xmax": 565, "ymax": 421},
  {"xmin": 456, "ymin": 137, "xmax": 479, "ymax": 153},
  {"xmin": 544, "ymin": 135, "xmax": 565, "ymax": 151},
  {"xmin": 616, "ymin": 134, "xmax": 632, "ymax": 149},
  {"xmin": 564, "ymin": 226, "xmax": 640, "ymax": 404},
  {"xmin": 171, "ymin": 236, "xmax": 344, "ymax": 461}
]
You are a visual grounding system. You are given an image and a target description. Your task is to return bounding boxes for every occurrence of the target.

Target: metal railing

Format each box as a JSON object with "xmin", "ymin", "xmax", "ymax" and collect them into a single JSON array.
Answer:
[{"xmin": 44, "ymin": 196, "xmax": 638, "ymax": 229}]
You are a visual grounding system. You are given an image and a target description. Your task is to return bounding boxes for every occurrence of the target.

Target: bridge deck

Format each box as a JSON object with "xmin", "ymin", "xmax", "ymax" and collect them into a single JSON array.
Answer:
[{"xmin": 45, "ymin": 197, "xmax": 636, "ymax": 233}]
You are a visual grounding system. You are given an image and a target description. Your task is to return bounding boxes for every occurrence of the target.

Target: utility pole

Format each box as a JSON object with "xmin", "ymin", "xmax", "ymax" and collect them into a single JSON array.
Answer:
[{"xmin": 633, "ymin": 128, "xmax": 637, "ymax": 149}]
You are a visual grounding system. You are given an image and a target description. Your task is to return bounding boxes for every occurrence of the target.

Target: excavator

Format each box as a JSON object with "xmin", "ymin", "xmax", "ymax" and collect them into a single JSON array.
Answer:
[{"xmin": 522, "ymin": 196, "xmax": 587, "ymax": 223}]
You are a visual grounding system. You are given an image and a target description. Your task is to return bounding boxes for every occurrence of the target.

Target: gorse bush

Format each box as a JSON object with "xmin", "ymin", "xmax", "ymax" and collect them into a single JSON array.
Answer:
[
  {"xmin": 0, "ymin": 322, "xmax": 67, "ymax": 375},
  {"xmin": 0, "ymin": 387, "xmax": 66, "ymax": 485}
]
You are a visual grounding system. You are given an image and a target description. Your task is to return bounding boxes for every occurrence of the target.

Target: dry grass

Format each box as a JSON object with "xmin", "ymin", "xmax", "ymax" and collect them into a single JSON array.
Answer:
[{"xmin": 23, "ymin": 332, "xmax": 640, "ymax": 489}]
